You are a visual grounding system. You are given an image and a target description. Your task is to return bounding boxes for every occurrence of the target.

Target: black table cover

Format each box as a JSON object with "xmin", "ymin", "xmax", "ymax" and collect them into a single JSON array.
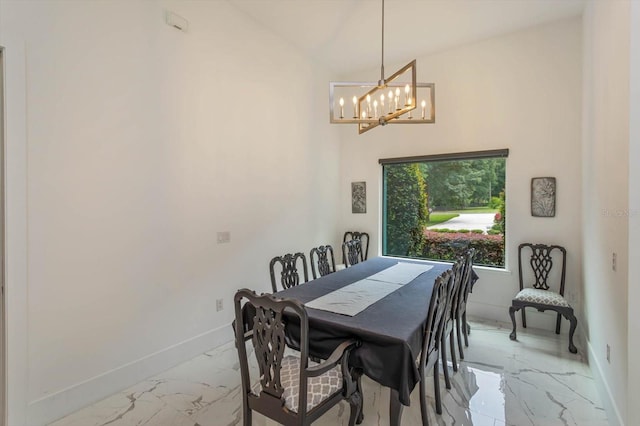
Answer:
[{"xmin": 275, "ymin": 257, "xmax": 451, "ymax": 406}]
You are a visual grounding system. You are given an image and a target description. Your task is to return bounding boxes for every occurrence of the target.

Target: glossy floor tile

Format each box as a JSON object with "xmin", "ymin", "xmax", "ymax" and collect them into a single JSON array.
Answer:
[{"xmin": 49, "ymin": 320, "xmax": 608, "ymax": 426}]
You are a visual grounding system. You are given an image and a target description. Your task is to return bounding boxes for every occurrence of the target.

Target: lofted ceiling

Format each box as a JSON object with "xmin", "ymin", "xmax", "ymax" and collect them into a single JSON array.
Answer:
[{"xmin": 226, "ymin": 0, "xmax": 586, "ymax": 76}]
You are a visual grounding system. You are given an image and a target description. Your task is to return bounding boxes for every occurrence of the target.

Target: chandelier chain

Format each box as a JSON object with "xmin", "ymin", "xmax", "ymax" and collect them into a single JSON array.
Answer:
[{"xmin": 381, "ymin": 0, "xmax": 385, "ymax": 83}]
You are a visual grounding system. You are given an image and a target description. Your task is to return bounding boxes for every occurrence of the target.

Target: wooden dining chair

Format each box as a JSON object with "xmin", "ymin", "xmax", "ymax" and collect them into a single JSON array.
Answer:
[
  {"xmin": 309, "ymin": 245, "xmax": 336, "ymax": 279},
  {"xmin": 418, "ymin": 269, "xmax": 451, "ymax": 423},
  {"xmin": 233, "ymin": 289, "xmax": 363, "ymax": 426},
  {"xmin": 341, "ymin": 239, "xmax": 362, "ymax": 268},
  {"xmin": 509, "ymin": 243, "xmax": 578, "ymax": 353},
  {"xmin": 440, "ymin": 259, "xmax": 464, "ymax": 390},
  {"xmin": 269, "ymin": 252, "xmax": 309, "ymax": 293},
  {"xmin": 343, "ymin": 231, "xmax": 369, "ymax": 261},
  {"xmin": 455, "ymin": 248, "xmax": 476, "ymax": 360}
]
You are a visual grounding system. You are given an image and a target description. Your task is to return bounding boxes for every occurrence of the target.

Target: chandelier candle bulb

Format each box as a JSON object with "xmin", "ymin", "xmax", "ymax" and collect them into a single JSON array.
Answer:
[
  {"xmin": 373, "ymin": 100, "xmax": 378, "ymax": 118},
  {"xmin": 339, "ymin": 97, "xmax": 344, "ymax": 119},
  {"xmin": 407, "ymin": 98, "xmax": 412, "ymax": 119},
  {"xmin": 395, "ymin": 88, "xmax": 400, "ymax": 110},
  {"xmin": 421, "ymin": 100, "xmax": 426, "ymax": 119},
  {"xmin": 366, "ymin": 94, "xmax": 372, "ymax": 118},
  {"xmin": 404, "ymin": 84, "xmax": 410, "ymax": 106},
  {"xmin": 352, "ymin": 96, "xmax": 358, "ymax": 118},
  {"xmin": 388, "ymin": 90, "xmax": 394, "ymax": 113}
]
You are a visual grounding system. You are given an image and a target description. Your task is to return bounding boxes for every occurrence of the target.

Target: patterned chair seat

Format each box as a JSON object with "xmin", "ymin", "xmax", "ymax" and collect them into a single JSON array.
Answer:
[
  {"xmin": 514, "ymin": 288, "xmax": 570, "ymax": 308},
  {"xmin": 252, "ymin": 355, "xmax": 343, "ymax": 413}
]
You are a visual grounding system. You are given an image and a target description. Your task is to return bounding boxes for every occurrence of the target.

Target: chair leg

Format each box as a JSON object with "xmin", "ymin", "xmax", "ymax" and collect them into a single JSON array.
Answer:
[
  {"xmin": 462, "ymin": 312, "xmax": 471, "ymax": 340},
  {"xmin": 347, "ymin": 388, "xmax": 363, "ymax": 426},
  {"xmin": 555, "ymin": 312, "xmax": 562, "ymax": 334},
  {"xmin": 509, "ymin": 306, "xmax": 518, "ymax": 340},
  {"xmin": 433, "ymin": 360, "xmax": 442, "ymax": 415},
  {"xmin": 441, "ymin": 335, "xmax": 451, "ymax": 390},
  {"xmin": 463, "ymin": 311, "xmax": 470, "ymax": 345},
  {"xmin": 450, "ymin": 331, "xmax": 458, "ymax": 372},
  {"xmin": 243, "ymin": 407, "xmax": 252, "ymax": 426},
  {"xmin": 567, "ymin": 313, "xmax": 578, "ymax": 354},
  {"xmin": 419, "ymin": 365, "xmax": 430, "ymax": 426},
  {"xmin": 356, "ymin": 372, "xmax": 364, "ymax": 424},
  {"xmin": 521, "ymin": 307, "xmax": 527, "ymax": 328},
  {"xmin": 456, "ymin": 317, "xmax": 465, "ymax": 360}
]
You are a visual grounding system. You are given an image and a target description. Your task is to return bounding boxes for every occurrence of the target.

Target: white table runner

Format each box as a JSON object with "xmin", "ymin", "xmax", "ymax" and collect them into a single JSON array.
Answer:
[
  {"xmin": 305, "ymin": 262, "xmax": 433, "ymax": 316},
  {"xmin": 366, "ymin": 262, "xmax": 435, "ymax": 284}
]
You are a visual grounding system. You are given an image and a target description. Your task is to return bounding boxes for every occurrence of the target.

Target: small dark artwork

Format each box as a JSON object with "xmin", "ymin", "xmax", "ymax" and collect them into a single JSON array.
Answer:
[
  {"xmin": 351, "ymin": 182, "xmax": 366, "ymax": 214},
  {"xmin": 531, "ymin": 177, "xmax": 556, "ymax": 217}
]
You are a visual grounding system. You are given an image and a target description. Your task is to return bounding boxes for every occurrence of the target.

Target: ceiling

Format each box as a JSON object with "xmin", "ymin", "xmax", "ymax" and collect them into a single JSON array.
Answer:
[{"xmin": 226, "ymin": 0, "xmax": 586, "ymax": 76}]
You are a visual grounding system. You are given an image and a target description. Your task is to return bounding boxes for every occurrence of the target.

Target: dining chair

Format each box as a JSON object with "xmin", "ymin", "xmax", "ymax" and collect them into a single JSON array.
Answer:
[
  {"xmin": 343, "ymin": 231, "xmax": 369, "ymax": 261},
  {"xmin": 341, "ymin": 239, "xmax": 362, "ymax": 268},
  {"xmin": 269, "ymin": 252, "xmax": 309, "ymax": 293},
  {"xmin": 440, "ymin": 259, "xmax": 464, "ymax": 390},
  {"xmin": 417, "ymin": 269, "xmax": 451, "ymax": 423},
  {"xmin": 233, "ymin": 289, "xmax": 362, "ymax": 426},
  {"xmin": 454, "ymin": 248, "xmax": 476, "ymax": 360},
  {"xmin": 309, "ymin": 245, "xmax": 336, "ymax": 279},
  {"xmin": 509, "ymin": 243, "xmax": 578, "ymax": 353}
]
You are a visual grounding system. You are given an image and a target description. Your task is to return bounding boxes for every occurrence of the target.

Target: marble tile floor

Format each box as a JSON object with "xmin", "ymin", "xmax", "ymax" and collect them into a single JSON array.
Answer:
[{"xmin": 50, "ymin": 320, "xmax": 608, "ymax": 426}]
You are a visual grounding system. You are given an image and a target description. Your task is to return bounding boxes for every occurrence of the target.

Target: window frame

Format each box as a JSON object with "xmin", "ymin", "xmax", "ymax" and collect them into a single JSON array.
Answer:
[{"xmin": 380, "ymin": 149, "xmax": 509, "ymax": 268}]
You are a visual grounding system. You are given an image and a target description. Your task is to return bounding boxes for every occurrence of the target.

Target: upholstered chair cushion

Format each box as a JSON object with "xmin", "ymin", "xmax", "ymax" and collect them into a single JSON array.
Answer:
[
  {"xmin": 252, "ymin": 355, "xmax": 343, "ymax": 413},
  {"xmin": 514, "ymin": 288, "xmax": 570, "ymax": 308}
]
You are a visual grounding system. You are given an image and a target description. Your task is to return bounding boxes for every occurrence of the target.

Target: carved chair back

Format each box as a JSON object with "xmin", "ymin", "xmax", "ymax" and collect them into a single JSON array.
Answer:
[
  {"xmin": 343, "ymin": 231, "xmax": 370, "ymax": 261},
  {"xmin": 233, "ymin": 289, "xmax": 362, "ymax": 425},
  {"xmin": 518, "ymin": 243, "xmax": 566, "ymax": 295},
  {"xmin": 310, "ymin": 245, "xmax": 336, "ymax": 279},
  {"xmin": 418, "ymin": 269, "xmax": 452, "ymax": 421},
  {"xmin": 443, "ymin": 260, "xmax": 463, "ymax": 326},
  {"xmin": 456, "ymin": 248, "xmax": 477, "ymax": 314},
  {"xmin": 341, "ymin": 239, "xmax": 362, "ymax": 268},
  {"xmin": 422, "ymin": 270, "xmax": 451, "ymax": 361},
  {"xmin": 269, "ymin": 252, "xmax": 309, "ymax": 293}
]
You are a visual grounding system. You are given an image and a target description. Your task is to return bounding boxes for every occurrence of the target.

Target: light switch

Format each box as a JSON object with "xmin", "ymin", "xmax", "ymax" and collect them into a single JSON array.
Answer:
[{"xmin": 165, "ymin": 10, "xmax": 188, "ymax": 32}]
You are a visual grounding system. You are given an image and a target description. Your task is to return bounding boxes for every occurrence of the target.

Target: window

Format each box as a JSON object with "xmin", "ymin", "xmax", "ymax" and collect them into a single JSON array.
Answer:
[{"xmin": 381, "ymin": 150, "xmax": 507, "ymax": 268}]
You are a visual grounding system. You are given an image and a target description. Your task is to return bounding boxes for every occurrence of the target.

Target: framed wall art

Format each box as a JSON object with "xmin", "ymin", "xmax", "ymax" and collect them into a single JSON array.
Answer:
[
  {"xmin": 351, "ymin": 181, "xmax": 366, "ymax": 214},
  {"xmin": 531, "ymin": 177, "xmax": 556, "ymax": 217}
]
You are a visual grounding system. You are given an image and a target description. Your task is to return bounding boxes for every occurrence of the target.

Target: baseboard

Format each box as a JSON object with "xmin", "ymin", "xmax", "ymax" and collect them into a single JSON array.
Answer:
[
  {"xmin": 26, "ymin": 325, "xmax": 234, "ymax": 426},
  {"xmin": 585, "ymin": 335, "xmax": 625, "ymax": 426}
]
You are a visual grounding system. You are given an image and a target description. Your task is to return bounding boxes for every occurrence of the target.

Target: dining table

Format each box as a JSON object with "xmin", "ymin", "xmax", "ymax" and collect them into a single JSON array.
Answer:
[{"xmin": 273, "ymin": 256, "xmax": 452, "ymax": 426}]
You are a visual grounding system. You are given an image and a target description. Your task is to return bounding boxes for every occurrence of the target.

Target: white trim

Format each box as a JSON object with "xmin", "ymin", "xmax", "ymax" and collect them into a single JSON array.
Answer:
[
  {"xmin": 0, "ymin": 44, "xmax": 5, "ymax": 426},
  {"xmin": 27, "ymin": 325, "xmax": 233, "ymax": 426},
  {"xmin": 585, "ymin": 335, "xmax": 624, "ymax": 426},
  {"xmin": 2, "ymin": 39, "xmax": 29, "ymax": 426}
]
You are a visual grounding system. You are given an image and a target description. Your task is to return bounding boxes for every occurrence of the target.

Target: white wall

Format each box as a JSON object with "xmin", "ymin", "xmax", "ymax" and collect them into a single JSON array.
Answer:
[
  {"xmin": 628, "ymin": 2, "xmax": 640, "ymax": 423},
  {"xmin": 0, "ymin": 1, "xmax": 340, "ymax": 424},
  {"xmin": 582, "ymin": 2, "xmax": 630, "ymax": 425},
  {"xmin": 338, "ymin": 18, "xmax": 583, "ymax": 331}
]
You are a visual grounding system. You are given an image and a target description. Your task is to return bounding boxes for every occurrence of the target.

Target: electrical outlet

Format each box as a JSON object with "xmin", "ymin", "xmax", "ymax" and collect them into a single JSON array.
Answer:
[
  {"xmin": 216, "ymin": 299, "xmax": 223, "ymax": 312},
  {"xmin": 217, "ymin": 231, "xmax": 231, "ymax": 244},
  {"xmin": 612, "ymin": 252, "xmax": 617, "ymax": 271},
  {"xmin": 606, "ymin": 344, "xmax": 611, "ymax": 363}
]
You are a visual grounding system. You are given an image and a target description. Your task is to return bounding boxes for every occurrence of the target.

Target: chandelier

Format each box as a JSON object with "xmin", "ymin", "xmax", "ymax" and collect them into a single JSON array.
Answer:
[{"xmin": 329, "ymin": 0, "xmax": 435, "ymax": 134}]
